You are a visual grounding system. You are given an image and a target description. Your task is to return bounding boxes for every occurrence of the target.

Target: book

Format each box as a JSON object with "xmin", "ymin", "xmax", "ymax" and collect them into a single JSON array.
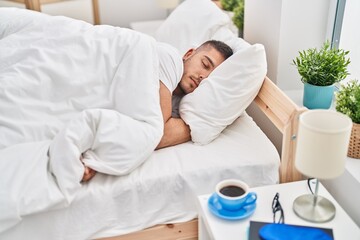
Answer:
[{"xmin": 248, "ymin": 221, "xmax": 334, "ymax": 240}]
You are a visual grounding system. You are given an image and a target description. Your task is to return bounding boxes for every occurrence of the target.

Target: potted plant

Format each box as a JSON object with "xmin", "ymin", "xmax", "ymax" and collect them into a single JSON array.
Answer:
[
  {"xmin": 232, "ymin": 0, "xmax": 244, "ymax": 38},
  {"xmin": 292, "ymin": 41, "xmax": 351, "ymax": 109},
  {"xmin": 335, "ymin": 80, "xmax": 360, "ymax": 159},
  {"xmin": 217, "ymin": 0, "xmax": 244, "ymax": 37},
  {"xmin": 220, "ymin": 0, "xmax": 240, "ymax": 11}
]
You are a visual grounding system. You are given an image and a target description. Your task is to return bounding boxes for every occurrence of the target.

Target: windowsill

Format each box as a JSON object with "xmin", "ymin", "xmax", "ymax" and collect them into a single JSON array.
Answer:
[{"xmin": 345, "ymin": 157, "xmax": 360, "ymax": 182}]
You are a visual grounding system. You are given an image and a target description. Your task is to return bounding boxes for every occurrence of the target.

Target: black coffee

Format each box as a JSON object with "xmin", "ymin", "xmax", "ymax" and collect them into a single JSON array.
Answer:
[{"xmin": 220, "ymin": 185, "xmax": 245, "ymax": 197}]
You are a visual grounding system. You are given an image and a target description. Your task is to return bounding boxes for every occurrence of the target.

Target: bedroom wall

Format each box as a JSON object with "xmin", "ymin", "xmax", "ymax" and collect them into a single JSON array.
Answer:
[
  {"xmin": 244, "ymin": 0, "xmax": 335, "ymax": 91},
  {"xmin": 244, "ymin": 0, "xmax": 336, "ymax": 154},
  {"xmin": 99, "ymin": 0, "xmax": 167, "ymax": 27}
]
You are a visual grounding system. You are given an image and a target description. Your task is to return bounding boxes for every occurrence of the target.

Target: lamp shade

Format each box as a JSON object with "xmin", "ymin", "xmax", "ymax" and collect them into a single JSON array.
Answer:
[{"xmin": 295, "ymin": 110, "xmax": 352, "ymax": 179}]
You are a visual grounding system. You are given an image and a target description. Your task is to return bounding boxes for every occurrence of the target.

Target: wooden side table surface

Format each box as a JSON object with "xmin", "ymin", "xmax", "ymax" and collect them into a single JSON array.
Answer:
[{"xmin": 197, "ymin": 180, "xmax": 360, "ymax": 240}]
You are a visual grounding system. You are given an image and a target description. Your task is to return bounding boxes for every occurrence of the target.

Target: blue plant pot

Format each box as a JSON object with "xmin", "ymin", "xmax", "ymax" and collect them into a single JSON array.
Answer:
[{"xmin": 303, "ymin": 83, "xmax": 335, "ymax": 109}]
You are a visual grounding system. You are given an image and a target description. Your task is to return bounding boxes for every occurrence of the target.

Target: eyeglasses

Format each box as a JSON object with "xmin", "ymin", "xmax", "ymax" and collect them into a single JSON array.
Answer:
[{"xmin": 272, "ymin": 192, "xmax": 285, "ymax": 224}]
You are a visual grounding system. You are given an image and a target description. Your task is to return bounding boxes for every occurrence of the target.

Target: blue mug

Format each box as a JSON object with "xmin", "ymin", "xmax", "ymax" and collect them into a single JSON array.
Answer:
[{"xmin": 215, "ymin": 179, "xmax": 257, "ymax": 211}]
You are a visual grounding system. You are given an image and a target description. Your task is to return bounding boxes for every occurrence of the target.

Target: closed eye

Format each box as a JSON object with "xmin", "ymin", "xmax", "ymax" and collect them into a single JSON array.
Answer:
[
  {"xmin": 204, "ymin": 56, "xmax": 215, "ymax": 69},
  {"xmin": 202, "ymin": 61, "xmax": 210, "ymax": 70}
]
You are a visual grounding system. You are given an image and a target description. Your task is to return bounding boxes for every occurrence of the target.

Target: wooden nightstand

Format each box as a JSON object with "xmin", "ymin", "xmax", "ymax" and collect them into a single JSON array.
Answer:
[{"xmin": 197, "ymin": 180, "xmax": 360, "ymax": 239}]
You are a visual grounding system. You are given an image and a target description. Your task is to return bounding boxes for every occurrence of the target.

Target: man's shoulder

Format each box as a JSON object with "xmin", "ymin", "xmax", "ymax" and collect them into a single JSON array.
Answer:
[
  {"xmin": 157, "ymin": 42, "xmax": 183, "ymax": 93},
  {"xmin": 156, "ymin": 42, "xmax": 182, "ymax": 66},
  {"xmin": 156, "ymin": 42, "xmax": 180, "ymax": 55}
]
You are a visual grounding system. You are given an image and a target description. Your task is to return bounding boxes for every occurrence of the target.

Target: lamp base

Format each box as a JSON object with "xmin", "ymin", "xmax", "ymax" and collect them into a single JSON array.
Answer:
[{"xmin": 293, "ymin": 194, "xmax": 336, "ymax": 223}]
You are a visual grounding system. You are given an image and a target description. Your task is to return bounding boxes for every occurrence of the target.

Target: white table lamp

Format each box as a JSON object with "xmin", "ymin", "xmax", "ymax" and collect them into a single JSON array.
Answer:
[{"xmin": 293, "ymin": 110, "xmax": 352, "ymax": 222}]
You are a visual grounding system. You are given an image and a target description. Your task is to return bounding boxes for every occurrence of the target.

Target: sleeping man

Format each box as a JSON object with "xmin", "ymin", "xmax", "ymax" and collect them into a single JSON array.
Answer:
[
  {"xmin": 157, "ymin": 40, "xmax": 233, "ymax": 149},
  {"xmin": 82, "ymin": 40, "xmax": 233, "ymax": 182}
]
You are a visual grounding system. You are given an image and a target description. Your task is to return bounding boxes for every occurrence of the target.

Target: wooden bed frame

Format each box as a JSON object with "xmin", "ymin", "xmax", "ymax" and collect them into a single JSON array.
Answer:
[
  {"xmin": 5, "ymin": 0, "xmax": 101, "ymax": 24},
  {"xmin": 98, "ymin": 77, "xmax": 307, "ymax": 240}
]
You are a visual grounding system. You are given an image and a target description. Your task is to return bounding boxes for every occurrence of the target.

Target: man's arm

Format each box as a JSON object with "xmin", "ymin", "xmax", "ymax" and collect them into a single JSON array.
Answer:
[
  {"xmin": 156, "ymin": 81, "xmax": 191, "ymax": 150},
  {"xmin": 157, "ymin": 117, "xmax": 191, "ymax": 149}
]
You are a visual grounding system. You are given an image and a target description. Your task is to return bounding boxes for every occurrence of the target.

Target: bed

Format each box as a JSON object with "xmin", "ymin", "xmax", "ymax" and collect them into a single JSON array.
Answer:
[{"xmin": 0, "ymin": 1, "xmax": 305, "ymax": 239}]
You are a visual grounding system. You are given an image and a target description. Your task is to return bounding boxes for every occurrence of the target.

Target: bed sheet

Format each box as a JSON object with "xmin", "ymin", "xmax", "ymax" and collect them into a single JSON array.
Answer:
[{"xmin": 0, "ymin": 113, "xmax": 280, "ymax": 240}]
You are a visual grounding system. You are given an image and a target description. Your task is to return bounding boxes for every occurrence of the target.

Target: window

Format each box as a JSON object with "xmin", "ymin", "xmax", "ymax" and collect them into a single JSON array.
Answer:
[{"xmin": 333, "ymin": 0, "xmax": 360, "ymax": 83}]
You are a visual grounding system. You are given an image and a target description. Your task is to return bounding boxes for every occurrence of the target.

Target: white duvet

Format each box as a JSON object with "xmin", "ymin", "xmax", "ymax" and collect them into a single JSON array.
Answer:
[{"xmin": 0, "ymin": 8, "xmax": 163, "ymax": 232}]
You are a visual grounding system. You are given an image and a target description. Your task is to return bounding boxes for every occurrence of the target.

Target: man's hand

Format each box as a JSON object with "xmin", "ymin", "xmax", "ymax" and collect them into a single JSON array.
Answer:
[
  {"xmin": 80, "ymin": 154, "xmax": 96, "ymax": 182},
  {"xmin": 82, "ymin": 166, "xmax": 96, "ymax": 182}
]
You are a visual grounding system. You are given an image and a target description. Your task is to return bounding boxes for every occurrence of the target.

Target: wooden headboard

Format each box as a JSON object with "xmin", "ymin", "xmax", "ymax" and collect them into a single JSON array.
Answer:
[
  {"xmin": 254, "ymin": 77, "xmax": 306, "ymax": 183},
  {"xmin": 7, "ymin": 0, "xmax": 100, "ymax": 24}
]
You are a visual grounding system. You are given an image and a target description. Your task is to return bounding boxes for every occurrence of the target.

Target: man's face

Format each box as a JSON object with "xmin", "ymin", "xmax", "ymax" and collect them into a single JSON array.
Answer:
[{"xmin": 178, "ymin": 46, "xmax": 225, "ymax": 94}]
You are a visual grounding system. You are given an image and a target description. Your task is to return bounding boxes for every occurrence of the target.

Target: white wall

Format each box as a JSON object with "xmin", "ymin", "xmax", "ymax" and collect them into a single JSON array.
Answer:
[
  {"xmin": 244, "ymin": 0, "xmax": 334, "ymax": 91},
  {"xmin": 99, "ymin": 0, "xmax": 167, "ymax": 27},
  {"xmin": 244, "ymin": 0, "xmax": 336, "ymax": 154},
  {"xmin": 243, "ymin": 0, "xmax": 281, "ymax": 89}
]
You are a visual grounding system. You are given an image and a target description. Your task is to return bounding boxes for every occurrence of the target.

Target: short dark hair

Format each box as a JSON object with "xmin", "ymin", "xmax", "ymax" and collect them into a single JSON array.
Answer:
[{"xmin": 198, "ymin": 40, "xmax": 233, "ymax": 60}]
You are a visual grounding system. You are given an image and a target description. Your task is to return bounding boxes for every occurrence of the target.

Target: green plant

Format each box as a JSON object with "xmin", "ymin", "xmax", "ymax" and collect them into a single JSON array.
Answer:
[
  {"xmin": 232, "ymin": 0, "xmax": 244, "ymax": 32},
  {"xmin": 220, "ymin": 0, "xmax": 240, "ymax": 11},
  {"xmin": 336, "ymin": 80, "xmax": 360, "ymax": 123},
  {"xmin": 292, "ymin": 41, "xmax": 351, "ymax": 86},
  {"xmin": 220, "ymin": 0, "xmax": 244, "ymax": 32}
]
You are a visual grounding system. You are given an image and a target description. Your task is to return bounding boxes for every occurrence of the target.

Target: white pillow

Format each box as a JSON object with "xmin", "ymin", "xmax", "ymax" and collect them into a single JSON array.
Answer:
[
  {"xmin": 155, "ymin": 0, "xmax": 232, "ymax": 55},
  {"xmin": 180, "ymin": 44, "xmax": 267, "ymax": 145},
  {"xmin": 211, "ymin": 26, "xmax": 250, "ymax": 52}
]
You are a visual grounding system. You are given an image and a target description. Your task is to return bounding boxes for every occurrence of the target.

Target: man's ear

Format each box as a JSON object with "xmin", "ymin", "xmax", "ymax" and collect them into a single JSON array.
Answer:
[{"xmin": 183, "ymin": 48, "xmax": 195, "ymax": 60}]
